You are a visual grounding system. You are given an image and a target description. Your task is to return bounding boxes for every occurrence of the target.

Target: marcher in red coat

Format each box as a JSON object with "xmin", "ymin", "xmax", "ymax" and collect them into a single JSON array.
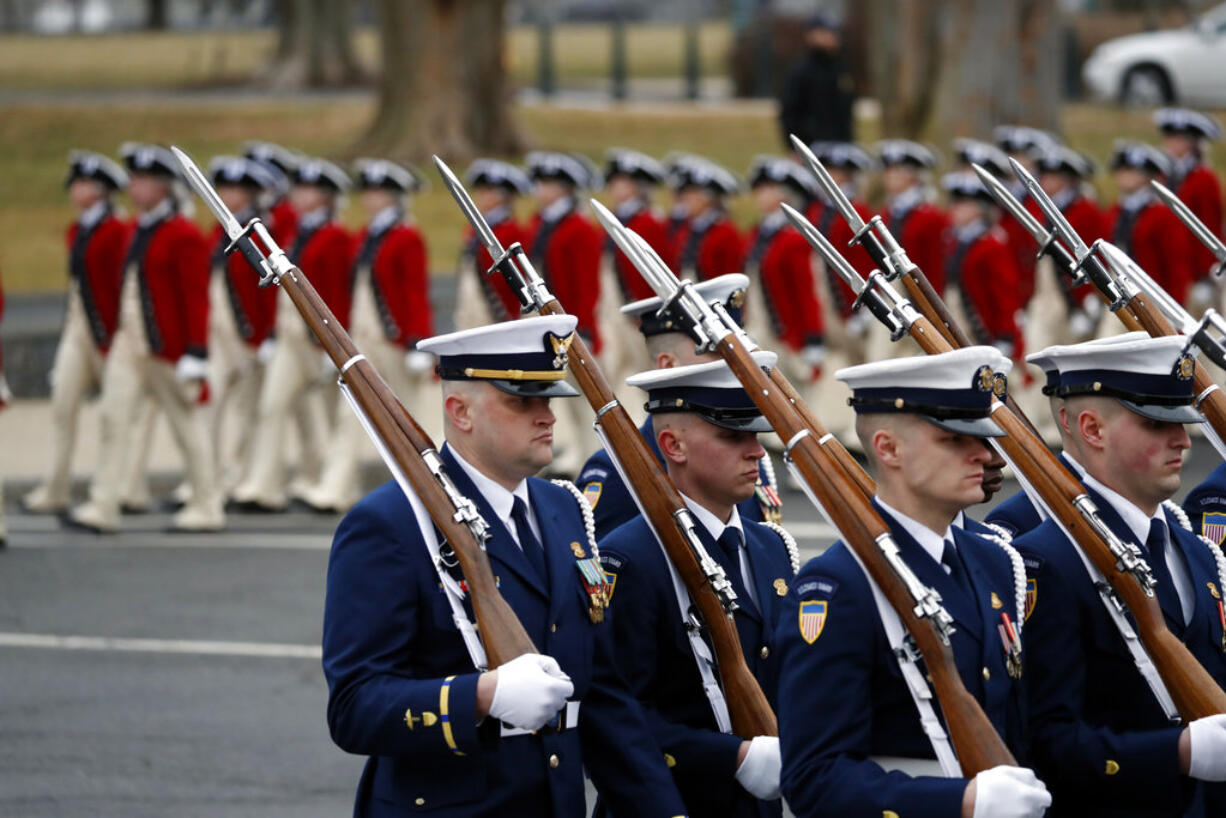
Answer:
[
  {"xmin": 1030, "ymin": 145, "xmax": 1107, "ymax": 340},
  {"xmin": 524, "ymin": 150, "xmax": 604, "ymax": 475},
  {"xmin": 25, "ymin": 151, "xmax": 136, "ymax": 514},
  {"xmin": 877, "ymin": 140, "xmax": 950, "ymax": 294},
  {"xmin": 195, "ymin": 156, "xmax": 283, "ymax": 498},
  {"xmin": 669, "ymin": 155, "xmax": 745, "ymax": 282},
  {"xmin": 455, "ymin": 159, "xmax": 530, "ymax": 328},
  {"xmin": 69, "ymin": 143, "xmax": 222, "ymax": 533},
  {"xmin": 804, "ymin": 141, "xmax": 877, "ymax": 327},
  {"xmin": 1156, "ymin": 107, "xmax": 1224, "ymax": 313},
  {"xmin": 940, "ymin": 172, "xmax": 1024, "ymax": 361},
  {"xmin": 233, "ymin": 156, "xmax": 353, "ymax": 511},
  {"xmin": 300, "ymin": 158, "xmax": 439, "ymax": 512},
  {"xmin": 243, "ymin": 140, "xmax": 301, "ymax": 248},
  {"xmin": 1104, "ymin": 141, "xmax": 1193, "ymax": 307},
  {"xmin": 597, "ymin": 148, "xmax": 673, "ymax": 409},
  {"xmin": 524, "ymin": 151, "xmax": 604, "ymax": 352}
]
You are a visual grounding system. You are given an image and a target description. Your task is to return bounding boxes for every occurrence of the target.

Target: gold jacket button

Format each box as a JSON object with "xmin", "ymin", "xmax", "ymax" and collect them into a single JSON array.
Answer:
[
  {"xmin": 982, "ymin": 667, "xmax": 991, "ymax": 681},
  {"xmin": 415, "ymin": 797, "xmax": 425, "ymax": 806},
  {"xmin": 759, "ymin": 646, "xmax": 770, "ymax": 659},
  {"xmin": 549, "ymin": 753, "xmax": 560, "ymax": 769},
  {"xmin": 550, "ymin": 623, "xmax": 558, "ymax": 633}
]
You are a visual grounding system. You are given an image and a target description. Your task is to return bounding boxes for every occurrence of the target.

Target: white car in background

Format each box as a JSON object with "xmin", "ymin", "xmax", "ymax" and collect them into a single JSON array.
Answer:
[{"xmin": 1083, "ymin": 2, "xmax": 1226, "ymax": 106}]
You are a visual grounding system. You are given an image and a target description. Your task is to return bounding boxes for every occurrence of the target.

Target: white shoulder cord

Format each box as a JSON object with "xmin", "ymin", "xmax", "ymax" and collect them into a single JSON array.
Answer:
[
  {"xmin": 338, "ymin": 382, "xmax": 488, "ymax": 671},
  {"xmin": 978, "ymin": 523, "xmax": 1027, "ymax": 638},
  {"xmin": 782, "ymin": 457, "xmax": 960, "ymax": 777},
  {"xmin": 1163, "ymin": 500, "xmax": 1226, "ymax": 601},
  {"xmin": 589, "ymin": 422, "xmax": 733, "ymax": 733},
  {"xmin": 759, "ymin": 521, "xmax": 801, "ymax": 574},
  {"xmin": 552, "ymin": 479, "xmax": 601, "ymax": 560},
  {"xmin": 759, "ymin": 450, "xmax": 779, "ymax": 491}
]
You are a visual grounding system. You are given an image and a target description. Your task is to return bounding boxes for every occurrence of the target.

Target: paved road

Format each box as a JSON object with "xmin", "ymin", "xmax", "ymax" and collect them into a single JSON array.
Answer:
[{"xmin": 0, "ymin": 442, "xmax": 1221, "ymax": 816}]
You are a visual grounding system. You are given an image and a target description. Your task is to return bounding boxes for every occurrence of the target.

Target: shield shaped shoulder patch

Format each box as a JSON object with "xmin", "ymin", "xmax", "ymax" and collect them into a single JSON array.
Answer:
[
  {"xmin": 583, "ymin": 482, "xmax": 603, "ymax": 509},
  {"xmin": 1202, "ymin": 512, "xmax": 1226, "ymax": 546},
  {"xmin": 799, "ymin": 600, "xmax": 828, "ymax": 644},
  {"xmin": 1025, "ymin": 578, "xmax": 1037, "ymax": 621}
]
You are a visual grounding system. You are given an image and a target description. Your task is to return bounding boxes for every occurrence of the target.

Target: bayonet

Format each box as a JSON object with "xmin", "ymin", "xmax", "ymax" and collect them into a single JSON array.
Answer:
[
  {"xmin": 433, "ymin": 155, "xmax": 547, "ymax": 312},
  {"xmin": 1151, "ymin": 180, "xmax": 1226, "ymax": 275}
]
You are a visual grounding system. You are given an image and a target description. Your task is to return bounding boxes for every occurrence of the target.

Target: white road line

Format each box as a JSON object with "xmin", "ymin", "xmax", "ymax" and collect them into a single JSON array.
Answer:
[
  {"xmin": 6, "ymin": 533, "xmax": 333, "ymax": 550},
  {"xmin": 0, "ymin": 632, "xmax": 322, "ymax": 659}
]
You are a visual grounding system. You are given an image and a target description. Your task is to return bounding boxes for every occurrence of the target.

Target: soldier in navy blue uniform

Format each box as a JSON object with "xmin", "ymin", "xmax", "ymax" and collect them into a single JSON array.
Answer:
[
  {"xmin": 777, "ymin": 346, "xmax": 1051, "ymax": 818},
  {"xmin": 322, "ymin": 315, "xmax": 689, "ymax": 818},
  {"xmin": 986, "ymin": 333, "xmax": 1154, "ymax": 538},
  {"xmin": 1011, "ymin": 334, "xmax": 1226, "ymax": 817},
  {"xmin": 576, "ymin": 275, "xmax": 782, "ymax": 539},
  {"xmin": 596, "ymin": 353, "xmax": 797, "ymax": 817},
  {"xmin": 1183, "ymin": 462, "xmax": 1226, "ymax": 547}
]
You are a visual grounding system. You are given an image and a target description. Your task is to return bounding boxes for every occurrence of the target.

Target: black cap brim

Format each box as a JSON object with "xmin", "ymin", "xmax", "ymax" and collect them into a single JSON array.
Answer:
[
  {"xmin": 1118, "ymin": 399, "xmax": 1204, "ymax": 424},
  {"xmin": 489, "ymin": 379, "xmax": 580, "ymax": 399},
  {"xmin": 923, "ymin": 415, "xmax": 1005, "ymax": 438},
  {"xmin": 698, "ymin": 413, "xmax": 774, "ymax": 433}
]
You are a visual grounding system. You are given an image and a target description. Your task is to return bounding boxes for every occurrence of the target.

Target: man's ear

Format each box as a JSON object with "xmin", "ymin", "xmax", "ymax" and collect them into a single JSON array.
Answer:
[
  {"xmin": 1077, "ymin": 407, "xmax": 1107, "ymax": 452},
  {"xmin": 657, "ymin": 426, "xmax": 687, "ymax": 466},
  {"xmin": 871, "ymin": 427, "xmax": 902, "ymax": 471},
  {"xmin": 444, "ymin": 390, "xmax": 473, "ymax": 434}
]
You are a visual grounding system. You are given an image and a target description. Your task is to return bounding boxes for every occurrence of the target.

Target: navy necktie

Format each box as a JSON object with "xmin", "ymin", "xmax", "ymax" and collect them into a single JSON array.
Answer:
[
  {"xmin": 511, "ymin": 497, "xmax": 548, "ymax": 586},
  {"xmin": 941, "ymin": 538, "xmax": 974, "ymax": 603},
  {"xmin": 716, "ymin": 527, "xmax": 760, "ymax": 619},
  {"xmin": 1145, "ymin": 518, "xmax": 1184, "ymax": 627}
]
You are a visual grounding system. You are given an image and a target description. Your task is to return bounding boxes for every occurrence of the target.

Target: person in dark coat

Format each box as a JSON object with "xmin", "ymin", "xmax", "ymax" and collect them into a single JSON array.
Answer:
[
  {"xmin": 596, "ymin": 353, "xmax": 797, "ymax": 817},
  {"xmin": 322, "ymin": 315, "xmax": 690, "ymax": 818},
  {"xmin": 778, "ymin": 13, "xmax": 855, "ymax": 149}
]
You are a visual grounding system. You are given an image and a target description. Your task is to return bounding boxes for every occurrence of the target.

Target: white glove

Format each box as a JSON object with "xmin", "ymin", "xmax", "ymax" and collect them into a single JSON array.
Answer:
[
  {"xmin": 257, "ymin": 338, "xmax": 276, "ymax": 364},
  {"xmin": 845, "ymin": 311, "xmax": 870, "ymax": 339},
  {"xmin": 1188, "ymin": 714, "xmax": 1226, "ymax": 781},
  {"xmin": 405, "ymin": 349, "xmax": 435, "ymax": 374},
  {"xmin": 972, "ymin": 765, "xmax": 1051, "ymax": 818},
  {"xmin": 1190, "ymin": 279, "xmax": 1216, "ymax": 308},
  {"xmin": 1068, "ymin": 308, "xmax": 1095, "ymax": 341},
  {"xmin": 1082, "ymin": 294, "xmax": 1103, "ymax": 321},
  {"xmin": 800, "ymin": 344, "xmax": 826, "ymax": 368},
  {"xmin": 488, "ymin": 653, "xmax": 574, "ymax": 732},
  {"xmin": 735, "ymin": 735, "xmax": 781, "ymax": 801},
  {"xmin": 174, "ymin": 354, "xmax": 209, "ymax": 382}
]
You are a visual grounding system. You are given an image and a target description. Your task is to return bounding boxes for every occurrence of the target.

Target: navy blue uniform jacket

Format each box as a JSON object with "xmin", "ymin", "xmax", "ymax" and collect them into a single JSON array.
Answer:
[
  {"xmin": 1183, "ymin": 461, "xmax": 1226, "ymax": 546},
  {"xmin": 322, "ymin": 444, "xmax": 688, "ymax": 818},
  {"xmin": 578, "ymin": 419, "xmax": 768, "ymax": 539},
  {"xmin": 597, "ymin": 513, "xmax": 796, "ymax": 818},
  {"xmin": 1014, "ymin": 484, "xmax": 1226, "ymax": 817},
  {"xmin": 776, "ymin": 502, "xmax": 1028, "ymax": 818}
]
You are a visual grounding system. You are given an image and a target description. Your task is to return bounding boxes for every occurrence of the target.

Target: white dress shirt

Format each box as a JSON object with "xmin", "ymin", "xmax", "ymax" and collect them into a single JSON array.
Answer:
[{"xmin": 448, "ymin": 446, "xmax": 541, "ymax": 551}]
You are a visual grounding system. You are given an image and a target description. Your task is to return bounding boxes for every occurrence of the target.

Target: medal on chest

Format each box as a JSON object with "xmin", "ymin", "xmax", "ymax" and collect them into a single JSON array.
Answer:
[{"xmin": 571, "ymin": 541, "xmax": 611, "ymax": 623}]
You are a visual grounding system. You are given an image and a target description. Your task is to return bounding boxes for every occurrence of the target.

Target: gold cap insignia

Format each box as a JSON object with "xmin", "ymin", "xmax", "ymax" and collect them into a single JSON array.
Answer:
[
  {"xmin": 548, "ymin": 331, "xmax": 575, "ymax": 369},
  {"xmin": 774, "ymin": 578, "xmax": 788, "ymax": 597},
  {"xmin": 570, "ymin": 541, "xmax": 586, "ymax": 559},
  {"xmin": 991, "ymin": 591, "xmax": 1003, "ymax": 610},
  {"xmin": 1178, "ymin": 355, "xmax": 1195, "ymax": 380},
  {"xmin": 729, "ymin": 289, "xmax": 746, "ymax": 309},
  {"xmin": 993, "ymin": 372, "xmax": 1008, "ymax": 397},
  {"xmin": 977, "ymin": 366, "xmax": 994, "ymax": 392}
]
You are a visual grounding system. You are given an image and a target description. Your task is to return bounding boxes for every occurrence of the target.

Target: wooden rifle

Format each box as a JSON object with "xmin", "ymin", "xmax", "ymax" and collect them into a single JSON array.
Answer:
[
  {"xmin": 433, "ymin": 157, "xmax": 777, "ymax": 739},
  {"xmin": 596, "ymin": 200, "xmax": 1018, "ymax": 776},
  {"xmin": 171, "ymin": 146, "xmax": 537, "ymax": 669},
  {"xmin": 786, "ymin": 190, "xmax": 1226, "ymax": 722}
]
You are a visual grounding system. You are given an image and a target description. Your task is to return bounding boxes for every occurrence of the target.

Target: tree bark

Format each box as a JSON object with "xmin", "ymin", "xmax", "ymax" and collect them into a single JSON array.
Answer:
[
  {"xmin": 262, "ymin": 0, "xmax": 365, "ymax": 90},
  {"xmin": 868, "ymin": 0, "xmax": 1062, "ymax": 141},
  {"xmin": 147, "ymin": 0, "xmax": 169, "ymax": 29},
  {"xmin": 356, "ymin": 0, "xmax": 523, "ymax": 164}
]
